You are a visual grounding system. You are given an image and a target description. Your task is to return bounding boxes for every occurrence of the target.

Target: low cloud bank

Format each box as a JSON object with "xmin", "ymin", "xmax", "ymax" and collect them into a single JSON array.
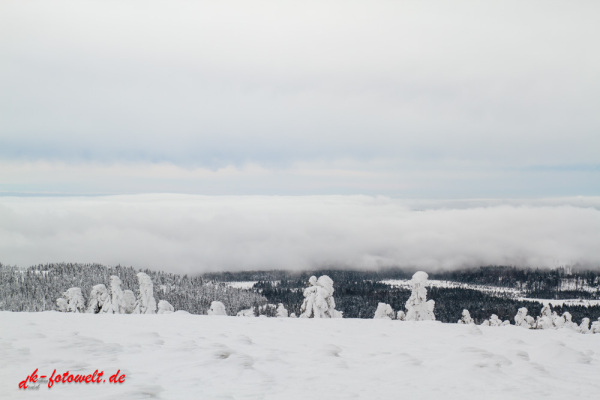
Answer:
[{"xmin": 1, "ymin": 195, "xmax": 598, "ymax": 273}]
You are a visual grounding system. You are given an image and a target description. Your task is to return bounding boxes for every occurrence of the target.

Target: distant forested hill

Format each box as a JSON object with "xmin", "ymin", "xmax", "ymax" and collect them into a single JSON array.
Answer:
[
  {"xmin": 2, "ymin": 263, "xmax": 600, "ymax": 324},
  {"xmin": 0, "ymin": 263, "xmax": 267, "ymax": 315},
  {"xmin": 206, "ymin": 266, "xmax": 600, "ymax": 324}
]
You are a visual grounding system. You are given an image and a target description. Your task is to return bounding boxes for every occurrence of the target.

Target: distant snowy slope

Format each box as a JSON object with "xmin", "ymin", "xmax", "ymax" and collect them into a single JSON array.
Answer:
[
  {"xmin": 381, "ymin": 279, "xmax": 523, "ymax": 296},
  {"xmin": 1, "ymin": 312, "xmax": 599, "ymax": 400}
]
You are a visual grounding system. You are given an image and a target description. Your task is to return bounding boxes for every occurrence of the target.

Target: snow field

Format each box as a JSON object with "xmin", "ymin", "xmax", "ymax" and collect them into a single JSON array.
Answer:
[{"xmin": 1, "ymin": 311, "xmax": 599, "ymax": 400}]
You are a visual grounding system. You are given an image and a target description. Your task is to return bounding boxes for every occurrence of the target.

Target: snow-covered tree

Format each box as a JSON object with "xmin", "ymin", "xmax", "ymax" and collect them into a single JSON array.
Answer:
[
  {"xmin": 299, "ymin": 275, "xmax": 342, "ymax": 318},
  {"xmin": 591, "ymin": 318, "xmax": 600, "ymax": 334},
  {"xmin": 60, "ymin": 287, "xmax": 85, "ymax": 313},
  {"xmin": 373, "ymin": 303, "xmax": 395, "ymax": 319},
  {"xmin": 109, "ymin": 275, "xmax": 125, "ymax": 314},
  {"xmin": 514, "ymin": 307, "xmax": 535, "ymax": 328},
  {"xmin": 489, "ymin": 314, "xmax": 500, "ymax": 326},
  {"xmin": 535, "ymin": 305, "xmax": 554, "ymax": 329},
  {"xmin": 276, "ymin": 303, "xmax": 289, "ymax": 318},
  {"xmin": 157, "ymin": 300, "xmax": 174, "ymax": 314},
  {"xmin": 122, "ymin": 290, "xmax": 136, "ymax": 314},
  {"xmin": 208, "ymin": 301, "xmax": 227, "ymax": 316},
  {"xmin": 404, "ymin": 271, "xmax": 435, "ymax": 321},
  {"xmin": 87, "ymin": 284, "xmax": 112, "ymax": 314},
  {"xmin": 56, "ymin": 297, "xmax": 68, "ymax": 312},
  {"xmin": 396, "ymin": 310, "xmax": 406, "ymax": 321},
  {"xmin": 579, "ymin": 318, "xmax": 591, "ymax": 334},
  {"xmin": 551, "ymin": 311, "xmax": 565, "ymax": 328},
  {"xmin": 134, "ymin": 272, "xmax": 157, "ymax": 314},
  {"xmin": 458, "ymin": 309, "xmax": 474, "ymax": 324}
]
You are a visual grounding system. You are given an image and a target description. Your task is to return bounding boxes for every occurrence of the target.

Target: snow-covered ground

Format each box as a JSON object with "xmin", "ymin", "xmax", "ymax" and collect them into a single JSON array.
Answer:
[
  {"xmin": 1, "ymin": 312, "xmax": 599, "ymax": 399},
  {"xmin": 381, "ymin": 279, "xmax": 600, "ymax": 305},
  {"xmin": 519, "ymin": 298, "xmax": 600, "ymax": 307},
  {"xmin": 224, "ymin": 281, "xmax": 259, "ymax": 290},
  {"xmin": 380, "ymin": 279, "xmax": 523, "ymax": 296}
]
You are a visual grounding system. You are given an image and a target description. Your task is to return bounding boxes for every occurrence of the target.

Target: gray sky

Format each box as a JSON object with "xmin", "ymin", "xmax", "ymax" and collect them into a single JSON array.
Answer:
[
  {"xmin": 1, "ymin": 0, "xmax": 599, "ymax": 197},
  {"xmin": 1, "ymin": 1, "xmax": 599, "ymax": 272}
]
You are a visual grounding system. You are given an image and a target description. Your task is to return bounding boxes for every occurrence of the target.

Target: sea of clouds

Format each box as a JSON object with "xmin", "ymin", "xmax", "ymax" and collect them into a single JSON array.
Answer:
[{"xmin": 1, "ymin": 195, "xmax": 598, "ymax": 274}]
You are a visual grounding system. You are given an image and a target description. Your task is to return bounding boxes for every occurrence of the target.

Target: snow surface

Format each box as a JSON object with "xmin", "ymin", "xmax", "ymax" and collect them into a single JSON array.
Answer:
[
  {"xmin": 381, "ymin": 279, "xmax": 523, "ymax": 296},
  {"xmin": 224, "ymin": 281, "xmax": 259, "ymax": 290},
  {"xmin": 381, "ymin": 279, "xmax": 600, "ymax": 306},
  {"xmin": 1, "ymin": 311, "xmax": 600, "ymax": 399},
  {"xmin": 519, "ymin": 298, "xmax": 600, "ymax": 307}
]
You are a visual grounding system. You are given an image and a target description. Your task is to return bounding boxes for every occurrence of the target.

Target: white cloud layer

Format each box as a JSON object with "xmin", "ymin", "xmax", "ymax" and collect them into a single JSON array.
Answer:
[{"xmin": 1, "ymin": 195, "xmax": 598, "ymax": 273}]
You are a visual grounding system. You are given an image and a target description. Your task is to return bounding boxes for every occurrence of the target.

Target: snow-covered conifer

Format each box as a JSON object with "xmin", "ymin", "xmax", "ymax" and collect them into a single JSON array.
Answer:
[
  {"xmin": 488, "ymin": 314, "xmax": 502, "ymax": 327},
  {"xmin": 535, "ymin": 305, "xmax": 554, "ymax": 329},
  {"xmin": 56, "ymin": 297, "xmax": 68, "ymax": 312},
  {"xmin": 157, "ymin": 300, "xmax": 174, "ymax": 314},
  {"xmin": 552, "ymin": 311, "xmax": 565, "ymax": 328},
  {"xmin": 276, "ymin": 303, "xmax": 289, "ymax": 318},
  {"xmin": 519, "ymin": 307, "xmax": 534, "ymax": 327},
  {"xmin": 62, "ymin": 287, "xmax": 86, "ymax": 313},
  {"xmin": 299, "ymin": 275, "xmax": 342, "ymax": 318},
  {"xmin": 87, "ymin": 284, "xmax": 112, "ymax": 314},
  {"xmin": 514, "ymin": 307, "xmax": 532, "ymax": 328},
  {"xmin": 135, "ymin": 272, "xmax": 157, "ymax": 314},
  {"xmin": 208, "ymin": 301, "xmax": 227, "ymax": 316},
  {"xmin": 458, "ymin": 309, "xmax": 474, "ymax": 324},
  {"xmin": 109, "ymin": 275, "xmax": 125, "ymax": 314},
  {"xmin": 591, "ymin": 318, "xmax": 600, "ymax": 334},
  {"xmin": 404, "ymin": 271, "xmax": 435, "ymax": 321},
  {"xmin": 373, "ymin": 303, "xmax": 395, "ymax": 319},
  {"xmin": 579, "ymin": 318, "xmax": 591, "ymax": 334},
  {"xmin": 122, "ymin": 290, "xmax": 136, "ymax": 314}
]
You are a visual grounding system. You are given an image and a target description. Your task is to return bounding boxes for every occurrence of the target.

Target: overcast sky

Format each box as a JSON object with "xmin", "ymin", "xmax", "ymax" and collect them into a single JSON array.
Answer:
[
  {"xmin": 2, "ymin": 0, "xmax": 599, "ymax": 197},
  {"xmin": 1, "ymin": 1, "xmax": 599, "ymax": 271}
]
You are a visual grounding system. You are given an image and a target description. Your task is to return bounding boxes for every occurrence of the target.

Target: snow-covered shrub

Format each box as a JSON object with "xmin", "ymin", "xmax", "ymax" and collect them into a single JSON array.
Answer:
[
  {"xmin": 396, "ymin": 310, "xmax": 406, "ymax": 321},
  {"xmin": 157, "ymin": 300, "xmax": 174, "ymax": 314},
  {"xmin": 237, "ymin": 308, "xmax": 255, "ymax": 317},
  {"xmin": 404, "ymin": 271, "xmax": 435, "ymax": 321},
  {"xmin": 59, "ymin": 287, "xmax": 86, "ymax": 313},
  {"xmin": 87, "ymin": 284, "xmax": 112, "ymax": 314},
  {"xmin": 135, "ymin": 272, "xmax": 157, "ymax": 314},
  {"xmin": 458, "ymin": 309, "xmax": 474, "ymax": 324},
  {"xmin": 289, "ymin": 313, "xmax": 297, "ymax": 318},
  {"xmin": 480, "ymin": 319, "xmax": 490, "ymax": 326},
  {"xmin": 276, "ymin": 303, "xmax": 289, "ymax": 318},
  {"xmin": 109, "ymin": 275, "xmax": 125, "ymax": 314},
  {"xmin": 373, "ymin": 303, "xmax": 395, "ymax": 319},
  {"xmin": 300, "ymin": 275, "xmax": 342, "ymax": 318},
  {"xmin": 122, "ymin": 290, "xmax": 136, "ymax": 314},
  {"xmin": 208, "ymin": 301, "xmax": 227, "ymax": 316}
]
